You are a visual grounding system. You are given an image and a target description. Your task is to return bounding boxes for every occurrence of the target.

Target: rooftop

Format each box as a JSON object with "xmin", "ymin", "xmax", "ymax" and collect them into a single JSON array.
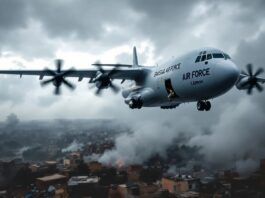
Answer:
[
  {"xmin": 68, "ymin": 176, "xmax": 99, "ymax": 186},
  {"xmin": 37, "ymin": 174, "xmax": 66, "ymax": 182}
]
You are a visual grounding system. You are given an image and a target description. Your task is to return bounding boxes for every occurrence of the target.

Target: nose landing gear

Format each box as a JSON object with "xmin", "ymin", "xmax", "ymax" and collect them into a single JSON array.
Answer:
[{"xmin": 197, "ymin": 101, "xmax": 211, "ymax": 111}]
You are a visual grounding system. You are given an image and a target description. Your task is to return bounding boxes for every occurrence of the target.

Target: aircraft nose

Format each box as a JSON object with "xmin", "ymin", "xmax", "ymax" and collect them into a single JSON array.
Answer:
[{"xmin": 221, "ymin": 61, "xmax": 240, "ymax": 87}]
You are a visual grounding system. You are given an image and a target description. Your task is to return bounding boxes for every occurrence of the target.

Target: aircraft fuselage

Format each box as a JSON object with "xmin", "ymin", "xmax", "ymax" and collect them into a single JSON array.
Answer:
[{"xmin": 122, "ymin": 47, "xmax": 240, "ymax": 108}]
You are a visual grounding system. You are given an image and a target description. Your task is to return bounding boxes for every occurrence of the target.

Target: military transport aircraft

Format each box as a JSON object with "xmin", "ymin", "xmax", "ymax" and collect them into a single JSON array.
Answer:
[{"xmin": 0, "ymin": 47, "xmax": 264, "ymax": 111}]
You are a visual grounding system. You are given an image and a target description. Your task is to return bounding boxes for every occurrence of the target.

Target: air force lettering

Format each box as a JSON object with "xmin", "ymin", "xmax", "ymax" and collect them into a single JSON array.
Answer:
[{"xmin": 183, "ymin": 68, "xmax": 210, "ymax": 80}]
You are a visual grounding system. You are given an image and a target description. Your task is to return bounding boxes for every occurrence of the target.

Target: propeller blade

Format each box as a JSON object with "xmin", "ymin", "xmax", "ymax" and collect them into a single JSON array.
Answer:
[
  {"xmin": 246, "ymin": 64, "xmax": 253, "ymax": 76},
  {"xmin": 254, "ymin": 68, "xmax": 264, "ymax": 77},
  {"xmin": 241, "ymin": 70, "xmax": 248, "ymax": 76},
  {"xmin": 89, "ymin": 78, "xmax": 94, "ymax": 83},
  {"xmin": 247, "ymin": 84, "xmax": 255, "ymax": 95},
  {"xmin": 56, "ymin": 59, "xmax": 63, "ymax": 73},
  {"xmin": 54, "ymin": 86, "xmax": 61, "ymax": 95},
  {"xmin": 255, "ymin": 83, "xmax": 263, "ymax": 92},
  {"xmin": 41, "ymin": 78, "xmax": 54, "ymax": 86},
  {"xmin": 62, "ymin": 79, "xmax": 75, "ymax": 90},
  {"xmin": 109, "ymin": 82, "xmax": 120, "ymax": 93},
  {"xmin": 247, "ymin": 87, "xmax": 252, "ymax": 95},
  {"xmin": 95, "ymin": 88, "xmax": 103, "ymax": 96}
]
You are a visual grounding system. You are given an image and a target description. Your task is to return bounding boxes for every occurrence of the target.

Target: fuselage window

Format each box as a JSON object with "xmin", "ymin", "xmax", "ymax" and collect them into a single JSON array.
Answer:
[
  {"xmin": 224, "ymin": 53, "xmax": 231, "ymax": 59},
  {"xmin": 207, "ymin": 54, "xmax": 212, "ymax": 60},
  {"xmin": 212, "ymin": 53, "xmax": 224, "ymax": 58},
  {"xmin": 201, "ymin": 55, "xmax": 206, "ymax": 61}
]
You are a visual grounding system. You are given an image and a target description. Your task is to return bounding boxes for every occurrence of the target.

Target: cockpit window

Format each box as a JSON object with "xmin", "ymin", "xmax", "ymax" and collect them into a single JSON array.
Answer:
[
  {"xmin": 212, "ymin": 53, "xmax": 224, "ymax": 58},
  {"xmin": 195, "ymin": 51, "xmax": 230, "ymax": 63},
  {"xmin": 201, "ymin": 55, "xmax": 206, "ymax": 61},
  {"xmin": 195, "ymin": 56, "xmax": 201, "ymax": 63},
  {"xmin": 207, "ymin": 54, "xmax": 212, "ymax": 60},
  {"xmin": 224, "ymin": 53, "xmax": 231, "ymax": 59}
]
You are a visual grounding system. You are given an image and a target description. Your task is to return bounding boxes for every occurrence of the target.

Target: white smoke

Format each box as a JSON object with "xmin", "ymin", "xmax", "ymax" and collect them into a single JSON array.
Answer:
[
  {"xmin": 188, "ymin": 97, "xmax": 265, "ymax": 174},
  {"xmin": 99, "ymin": 119, "xmax": 197, "ymax": 166},
  {"xmin": 62, "ymin": 140, "xmax": 84, "ymax": 153}
]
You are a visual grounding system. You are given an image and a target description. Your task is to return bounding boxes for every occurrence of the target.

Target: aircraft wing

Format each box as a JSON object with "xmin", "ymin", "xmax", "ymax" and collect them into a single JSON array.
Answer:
[{"xmin": 0, "ymin": 67, "xmax": 147, "ymax": 81}]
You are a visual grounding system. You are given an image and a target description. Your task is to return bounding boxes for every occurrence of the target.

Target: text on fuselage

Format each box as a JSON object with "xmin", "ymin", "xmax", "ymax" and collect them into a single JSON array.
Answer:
[
  {"xmin": 154, "ymin": 63, "xmax": 181, "ymax": 77},
  {"xmin": 183, "ymin": 68, "xmax": 210, "ymax": 80}
]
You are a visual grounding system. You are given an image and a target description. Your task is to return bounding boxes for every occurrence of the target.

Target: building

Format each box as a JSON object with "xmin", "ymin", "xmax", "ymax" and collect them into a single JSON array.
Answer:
[
  {"xmin": 127, "ymin": 165, "xmax": 143, "ymax": 182},
  {"xmin": 178, "ymin": 191, "xmax": 199, "ymax": 198},
  {"xmin": 108, "ymin": 183, "xmax": 140, "ymax": 198},
  {"xmin": 0, "ymin": 190, "xmax": 7, "ymax": 198},
  {"xmin": 63, "ymin": 152, "xmax": 82, "ymax": 169},
  {"xmin": 161, "ymin": 174, "xmax": 199, "ymax": 195},
  {"xmin": 29, "ymin": 164, "xmax": 40, "ymax": 173},
  {"xmin": 36, "ymin": 174, "xmax": 67, "ymax": 189},
  {"xmin": 88, "ymin": 161, "xmax": 103, "ymax": 173},
  {"xmin": 68, "ymin": 176, "xmax": 102, "ymax": 197},
  {"xmin": 162, "ymin": 177, "xmax": 189, "ymax": 194}
]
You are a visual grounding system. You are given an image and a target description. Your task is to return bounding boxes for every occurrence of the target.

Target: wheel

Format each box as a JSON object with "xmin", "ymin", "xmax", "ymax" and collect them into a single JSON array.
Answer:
[
  {"xmin": 197, "ymin": 101, "xmax": 205, "ymax": 111},
  {"xmin": 204, "ymin": 101, "xmax": 211, "ymax": 111}
]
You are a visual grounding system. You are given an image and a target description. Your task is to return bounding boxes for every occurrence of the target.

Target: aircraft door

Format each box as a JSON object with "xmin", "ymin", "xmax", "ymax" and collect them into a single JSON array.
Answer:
[{"xmin": 164, "ymin": 79, "xmax": 177, "ymax": 100}]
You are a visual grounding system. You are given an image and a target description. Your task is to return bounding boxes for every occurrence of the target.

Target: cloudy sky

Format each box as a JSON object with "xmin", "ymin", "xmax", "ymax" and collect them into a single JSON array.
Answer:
[{"xmin": 1, "ymin": 0, "xmax": 265, "ymax": 171}]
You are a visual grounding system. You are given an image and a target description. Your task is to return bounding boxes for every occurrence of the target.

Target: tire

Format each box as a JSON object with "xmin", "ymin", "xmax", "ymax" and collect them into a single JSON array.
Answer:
[
  {"xmin": 197, "ymin": 101, "xmax": 205, "ymax": 111},
  {"xmin": 204, "ymin": 101, "xmax": 211, "ymax": 111}
]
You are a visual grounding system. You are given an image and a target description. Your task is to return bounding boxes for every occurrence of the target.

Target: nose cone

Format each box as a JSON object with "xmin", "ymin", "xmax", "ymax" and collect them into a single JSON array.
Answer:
[{"xmin": 226, "ymin": 62, "xmax": 240, "ymax": 82}]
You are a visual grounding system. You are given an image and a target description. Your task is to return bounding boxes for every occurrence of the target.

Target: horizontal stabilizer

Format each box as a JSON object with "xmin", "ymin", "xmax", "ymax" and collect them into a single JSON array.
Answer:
[{"xmin": 92, "ymin": 63, "xmax": 132, "ymax": 67}]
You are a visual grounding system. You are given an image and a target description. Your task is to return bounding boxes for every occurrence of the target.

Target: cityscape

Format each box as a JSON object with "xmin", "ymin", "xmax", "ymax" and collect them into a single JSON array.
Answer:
[{"xmin": 0, "ymin": 115, "xmax": 264, "ymax": 198}]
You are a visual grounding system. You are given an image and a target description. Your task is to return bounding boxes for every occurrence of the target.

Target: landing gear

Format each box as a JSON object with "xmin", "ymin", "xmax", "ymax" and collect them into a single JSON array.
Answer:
[
  {"xmin": 129, "ymin": 98, "xmax": 143, "ymax": 109},
  {"xmin": 197, "ymin": 101, "xmax": 211, "ymax": 111}
]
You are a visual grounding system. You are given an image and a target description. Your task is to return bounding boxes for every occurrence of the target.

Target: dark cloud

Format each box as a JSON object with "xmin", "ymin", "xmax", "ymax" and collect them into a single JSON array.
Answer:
[
  {"xmin": 28, "ymin": 0, "xmax": 138, "ymax": 44},
  {"xmin": 0, "ymin": 0, "xmax": 29, "ymax": 30},
  {"xmin": 234, "ymin": 32, "xmax": 265, "ymax": 68}
]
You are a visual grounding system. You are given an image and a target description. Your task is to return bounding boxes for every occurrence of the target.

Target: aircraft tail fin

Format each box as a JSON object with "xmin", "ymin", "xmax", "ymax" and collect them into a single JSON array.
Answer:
[{"xmin": 132, "ymin": 46, "xmax": 139, "ymax": 67}]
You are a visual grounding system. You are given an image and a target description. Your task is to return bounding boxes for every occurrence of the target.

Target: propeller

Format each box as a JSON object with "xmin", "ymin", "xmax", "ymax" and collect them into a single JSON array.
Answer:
[
  {"xmin": 90, "ymin": 62, "xmax": 120, "ymax": 95},
  {"xmin": 41, "ymin": 59, "xmax": 76, "ymax": 95},
  {"xmin": 241, "ymin": 64, "xmax": 264, "ymax": 95}
]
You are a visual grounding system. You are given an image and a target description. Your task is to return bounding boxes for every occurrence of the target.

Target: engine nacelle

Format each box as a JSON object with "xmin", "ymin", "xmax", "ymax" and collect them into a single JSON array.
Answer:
[
  {"xmin": 124, "ymin": 88, "xmax": 155, "ymax": 108},
  {"xmin": 94, "ymin": 73, "xmax": 111, "ymax": 89},
  {"xmin": 236, "ymin": 77, "xmax": 249, "ymax": 90}
]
